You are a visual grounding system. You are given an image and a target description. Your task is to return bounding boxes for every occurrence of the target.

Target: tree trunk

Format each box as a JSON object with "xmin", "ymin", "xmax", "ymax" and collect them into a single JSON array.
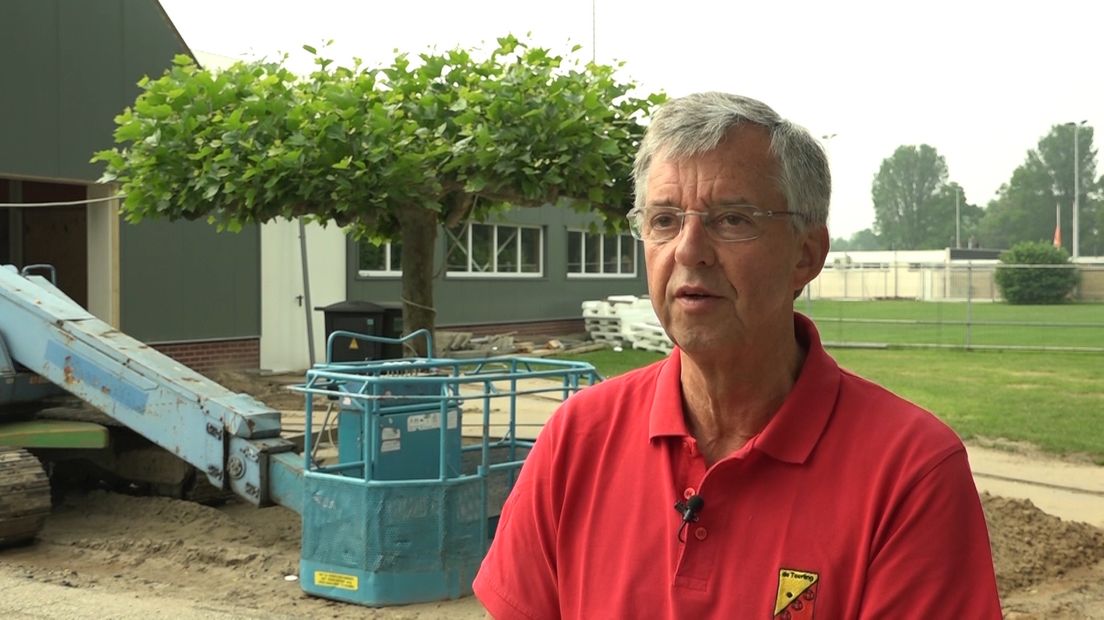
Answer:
[{"xmin": 398, "ymin": 206, "xmax": 438, "ymax": 357}]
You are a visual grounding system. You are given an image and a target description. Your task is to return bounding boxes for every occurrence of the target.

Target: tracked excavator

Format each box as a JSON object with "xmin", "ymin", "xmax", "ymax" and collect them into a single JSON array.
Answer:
[{"xmin": 0, "ymin": 264, "xmax": 599, "ymax": 605}]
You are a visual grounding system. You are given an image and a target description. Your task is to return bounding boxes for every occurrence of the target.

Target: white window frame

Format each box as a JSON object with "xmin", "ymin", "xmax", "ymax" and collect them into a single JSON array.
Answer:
[
  {"xmin": 446, "ymin": 223, "xmax": 544, "ymax": 278},
  {"xmin": 356, "ymin": 240, "xmax": 402, "ymax": 277},
  {"xmin": 566, "ymin": 230, "xmax": 638, "ymax": 278}
]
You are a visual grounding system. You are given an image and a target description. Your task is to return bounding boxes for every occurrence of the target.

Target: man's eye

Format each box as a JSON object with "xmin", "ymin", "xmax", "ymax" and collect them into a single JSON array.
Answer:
[
  {"xmin": 714, "ymin": 211, "xmax": 754, "ymax": 228},
  {"xmin": 650, "ymin": 213, "xmax": 679, "ymax": 229}
]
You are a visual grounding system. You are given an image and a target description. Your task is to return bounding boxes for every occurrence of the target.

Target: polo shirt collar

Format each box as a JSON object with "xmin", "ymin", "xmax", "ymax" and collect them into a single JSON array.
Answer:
[
  {"xmin": 647, "ymin": 351, "xmax": 689, "ymax": 438},
  {"xmin": 646, "ymin": 313, "xmax": 840, "ymax": 465}
]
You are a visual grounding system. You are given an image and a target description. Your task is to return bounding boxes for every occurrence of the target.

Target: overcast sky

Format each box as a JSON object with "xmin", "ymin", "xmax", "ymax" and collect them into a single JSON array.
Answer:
[{"xmin": 160, "ymin": 0, "xmax": 1103, "ymax": 238}]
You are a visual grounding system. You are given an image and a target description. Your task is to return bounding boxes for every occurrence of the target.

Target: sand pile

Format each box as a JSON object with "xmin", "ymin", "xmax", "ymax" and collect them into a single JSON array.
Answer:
[{"xmin": 982, "ymin": 492, "xmax": 1104, "ymax": 594}]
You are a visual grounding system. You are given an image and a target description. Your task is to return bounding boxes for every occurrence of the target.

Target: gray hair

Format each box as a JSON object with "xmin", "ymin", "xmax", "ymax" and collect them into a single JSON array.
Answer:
[{"xmin": 633, "ymin": 92, "xmax": 831, "ymax": 230}]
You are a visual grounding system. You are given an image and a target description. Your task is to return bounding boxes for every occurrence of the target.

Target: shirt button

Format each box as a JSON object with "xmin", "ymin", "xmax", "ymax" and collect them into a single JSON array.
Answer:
[
  {"xmin": 694, "ymin": 527, "xmax": 708, "ymax": 541},
  {"xmin": 683, "ymin": 487, "xmax": 696, "ymax": 500}
]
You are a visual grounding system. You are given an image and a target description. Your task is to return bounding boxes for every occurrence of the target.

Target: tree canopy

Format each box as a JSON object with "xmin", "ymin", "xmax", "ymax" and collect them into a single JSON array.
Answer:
[
  {"xmin": 831, "ymin": 228, "xmax": 885, "ymax": 251},
  {"xmin": 94, "ymin": 36, "xmax": 664, "ymax": 351},
  {"xmin": 994, "ymin": 241, "xmax": 1079, "ymax": 304},
  {"xmin": 979, "ymin": 123, "xmax": 1100, "ymax": 253},
  {"xmin": 871, "ymin": 145, "xmax": 981, "ymax": 250}
]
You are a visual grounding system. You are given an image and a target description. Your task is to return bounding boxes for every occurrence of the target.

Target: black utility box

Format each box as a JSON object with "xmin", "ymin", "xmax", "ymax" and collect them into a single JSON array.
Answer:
[{"xmin": 316, "ymin": 301, "xmax": 404, "ymax": 362}]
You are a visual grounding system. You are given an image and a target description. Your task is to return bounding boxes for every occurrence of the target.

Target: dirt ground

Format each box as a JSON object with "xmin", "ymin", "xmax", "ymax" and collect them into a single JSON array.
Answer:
[{"xmin": 2, "ymin": 370, "xmax": 1102, "ymax": 618}]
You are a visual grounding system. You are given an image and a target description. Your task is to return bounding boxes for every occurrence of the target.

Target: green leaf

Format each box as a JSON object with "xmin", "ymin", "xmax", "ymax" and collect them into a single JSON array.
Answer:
[
  {"xmin": 99, "ymin": 35, "xmax": 663, "ymax": 337},
  {"xmin": 464, "ymin": 176, "xmax": 488, "ymax": 193},
  {"xmin": 598, "ymin": 140, "xmax": 620, "ymax": 155}
]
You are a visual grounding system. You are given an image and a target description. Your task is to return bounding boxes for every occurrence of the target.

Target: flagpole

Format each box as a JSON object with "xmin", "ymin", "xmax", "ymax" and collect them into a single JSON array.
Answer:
[{"xmin": 1054, "ymin": 202, "xmax": 1062, "ymax": 249}]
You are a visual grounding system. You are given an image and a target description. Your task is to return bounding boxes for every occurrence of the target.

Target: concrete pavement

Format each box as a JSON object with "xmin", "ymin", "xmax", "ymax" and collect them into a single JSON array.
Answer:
[{"xmin": 967, "ymin": 444, "xmax": 1104, "ymax": 528}]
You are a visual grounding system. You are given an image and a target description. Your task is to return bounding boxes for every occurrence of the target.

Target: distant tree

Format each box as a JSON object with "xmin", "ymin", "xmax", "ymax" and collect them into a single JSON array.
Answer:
[
  {"xmin": 980, "ymin": 124, "xmax": 1100, "ymax": 253},
  {"xmin": 994, "ymin": 241, "xmax": 1079, "ymax": 304},
  {"xmin": 951, "ymin": 182, "xmax": 986, "ymax": 247},
  {"xmin": 871, "ymin": 145, "xmax": 976, "ymax": 249},
  {"xmin": 93, "ymin": 37, "xmax": 664, "ymax": 352},
  {"xmin": 831, "ymin": 227, "xmax": 884, "ymax": 251}
]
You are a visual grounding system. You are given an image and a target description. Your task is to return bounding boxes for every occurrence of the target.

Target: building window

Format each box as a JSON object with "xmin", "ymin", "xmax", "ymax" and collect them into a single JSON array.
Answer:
[
  {"xmin": 567, "ymin": 231, "xmax": 637, "ymax": 277},
  {"xmin": 357, "ymin": 240, "xmax": 402, "ymax": 276},
  {"xmin": 446, "ymin": 223, "xmax": 543, "ymax": 277}
]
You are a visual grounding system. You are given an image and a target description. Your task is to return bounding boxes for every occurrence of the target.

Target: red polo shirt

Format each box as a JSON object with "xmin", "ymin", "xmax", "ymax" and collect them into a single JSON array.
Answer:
[{"xmin": 474, "ymin": 314, "xmax": 1001, "ymax": 619}]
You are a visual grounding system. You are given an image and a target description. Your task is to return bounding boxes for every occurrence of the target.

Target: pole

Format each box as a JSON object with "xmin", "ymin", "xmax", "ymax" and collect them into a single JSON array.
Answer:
[
  {"xmin": 591, "ymin": 0, "xmax": 596, "ymax": 63},
  {"xmin": 298, "ymin": 218, "xmax": 316, "ymax": 367},
  {"xmin": 965, "ymin": 263, "xmax": 973, "ymax": 349},
  {"xmin": 1073, "ymin": 123, "xmax": 1081, "ymax": 258},
  {"xmin": 955, "ymin": 189, "xmax": 960, "ymax": 249},
  {"xmin": 893, "ymin": 249, "xmax": 898, "ymax": 298},
  {"xmin": 1055, "ymin": 202, "xmax": 1061, "ymax": 248}
]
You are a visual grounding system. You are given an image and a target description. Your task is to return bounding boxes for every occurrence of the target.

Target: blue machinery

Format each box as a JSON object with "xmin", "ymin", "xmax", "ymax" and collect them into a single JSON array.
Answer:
[
  {"xmin": 295, "ymin": 330, "xmax": 600, "ymax": 604},
  {"xmin": 0, "ymin": 265, "xmax": 600, "ymax": 605}
]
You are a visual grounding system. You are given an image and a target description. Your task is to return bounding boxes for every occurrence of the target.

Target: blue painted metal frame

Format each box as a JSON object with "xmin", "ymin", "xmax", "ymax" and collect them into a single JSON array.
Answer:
[
  {"xmin": 292, "ymin": 328, "xmax": 601, "ymax": 605},
  {"xmin": 0, "ymin": 265, "xmax": 299, "ymax": 507},
  {"xmin": 2, "ymin": 266, "xmax": 604, "ymax": 607},
  {"xmin": 1, "ymin": 333, "xmax": 65, "ymax": 408}
]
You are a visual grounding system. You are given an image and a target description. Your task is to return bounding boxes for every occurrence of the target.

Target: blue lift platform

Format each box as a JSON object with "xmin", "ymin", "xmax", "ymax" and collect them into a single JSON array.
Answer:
[{"xmin": 0, "ymin": 265, "xmax": 600, "ymax": 605}]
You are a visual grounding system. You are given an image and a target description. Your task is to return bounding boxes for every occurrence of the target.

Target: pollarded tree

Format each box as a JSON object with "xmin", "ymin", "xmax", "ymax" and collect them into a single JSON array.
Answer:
[{"xmin": 93, "ymin": 36, "xmax": 664, "ymax": 353}]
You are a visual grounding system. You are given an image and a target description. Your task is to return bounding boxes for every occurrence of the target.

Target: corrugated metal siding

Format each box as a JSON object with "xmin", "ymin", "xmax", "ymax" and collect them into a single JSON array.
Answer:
[
  {"xmin": 120, "ymin": 219, "xmax": 260, "ymax": 342},
  {"xmin": 2, "ymin": 1, "xmax": 261, "ymax": 344},
  {"xmin": 0, "ymin": 0, "xmax": 188, "ymax": 182}
]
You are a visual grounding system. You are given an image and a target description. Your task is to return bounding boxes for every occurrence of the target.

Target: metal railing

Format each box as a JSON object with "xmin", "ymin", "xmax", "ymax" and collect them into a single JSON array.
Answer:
[{"xmin": 802, "ymin": 263, "xmax": 1104, "ymax": 352}]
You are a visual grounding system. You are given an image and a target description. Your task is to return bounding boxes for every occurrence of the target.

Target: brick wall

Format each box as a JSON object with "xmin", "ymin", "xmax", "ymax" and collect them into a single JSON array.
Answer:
[{"xmin": 152, "ymin": 338, "xmax": 260, "ymax": 374}]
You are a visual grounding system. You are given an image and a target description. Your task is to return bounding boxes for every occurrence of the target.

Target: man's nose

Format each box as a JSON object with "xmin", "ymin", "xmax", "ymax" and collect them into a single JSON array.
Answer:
[{"xmin": 673, "ymin": 212, "xmax": 716, "ymax": 266}]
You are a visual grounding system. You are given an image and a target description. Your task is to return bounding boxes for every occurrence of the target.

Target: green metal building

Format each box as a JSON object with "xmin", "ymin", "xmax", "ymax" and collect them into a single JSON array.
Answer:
[
  {"xmin": 1, "ymin": 0, "xmax": 260, "ymax": 369},
  {"xmin": 1, "ymin": 0, "xmax": 646, "ymax": 371},
  {"xmin": 347, "ymin": 203, "xmax": 646, "ymax": 333}
]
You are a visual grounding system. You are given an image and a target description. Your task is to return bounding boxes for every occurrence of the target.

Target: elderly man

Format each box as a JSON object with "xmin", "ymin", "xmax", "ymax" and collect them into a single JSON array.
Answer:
[{"xmin": 474, "ymin": 92, "xmax": 1000, "ymax": 618}]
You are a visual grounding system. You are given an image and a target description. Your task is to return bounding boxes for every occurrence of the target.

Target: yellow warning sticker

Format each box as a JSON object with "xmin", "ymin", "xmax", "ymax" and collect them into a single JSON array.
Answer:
[
  {"xmin": 348, "ymin": 339, "xmax": 359, "ymax": 350},
  {"xmin": 314, "ymin": 570, "xmax": 359, "ymax": 591}
]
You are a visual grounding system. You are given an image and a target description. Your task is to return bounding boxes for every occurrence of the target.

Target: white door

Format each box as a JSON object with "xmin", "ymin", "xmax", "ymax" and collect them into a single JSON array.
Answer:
[{"xmin": 260, "ymin": 219, "xmax": 346, "ymax": 373}]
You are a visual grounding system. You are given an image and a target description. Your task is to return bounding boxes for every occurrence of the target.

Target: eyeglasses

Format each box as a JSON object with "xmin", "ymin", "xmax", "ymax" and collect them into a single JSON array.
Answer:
[{"xmin": 626, "ymin": 205, "xmax": 804, "ymax": 243}]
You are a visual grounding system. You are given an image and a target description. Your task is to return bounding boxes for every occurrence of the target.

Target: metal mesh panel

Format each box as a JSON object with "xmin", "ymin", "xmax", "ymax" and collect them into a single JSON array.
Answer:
[
  {"xmin": 294, "ymin": 354, "xmax": 596, "ymax": 603},
  {"xmin": 302, "ymin": 473, "xmax": 484, "ymax": 574}
]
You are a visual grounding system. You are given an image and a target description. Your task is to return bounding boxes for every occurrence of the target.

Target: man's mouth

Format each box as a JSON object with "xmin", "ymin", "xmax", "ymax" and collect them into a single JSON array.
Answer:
[{"xmin": 675, "ymin": 287, "xmax": 717, "ymax": 300}]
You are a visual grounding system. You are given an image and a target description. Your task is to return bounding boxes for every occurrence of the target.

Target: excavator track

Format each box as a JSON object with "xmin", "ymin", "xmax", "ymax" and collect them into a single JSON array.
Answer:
[{"xmin": 0, "ymin": 447, "xmax": 51, "ymax": 547}]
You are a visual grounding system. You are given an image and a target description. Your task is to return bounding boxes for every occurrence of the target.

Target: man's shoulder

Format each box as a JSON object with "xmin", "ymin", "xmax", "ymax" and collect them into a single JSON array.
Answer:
[
  {"xmin": 545, "ymin": 356, "xmax": 668, "ymax": 434},
  {"xmin": 834, "ymin": 366, "xmax": 964, "ymax": 451},
  {"xmin": 563, "ymin": 355, "xmax": 667, "ymax": 407}
]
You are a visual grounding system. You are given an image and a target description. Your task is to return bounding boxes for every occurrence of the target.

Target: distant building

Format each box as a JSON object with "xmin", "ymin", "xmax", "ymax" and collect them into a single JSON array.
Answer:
[{"xmin": 814, "ymin": 248, "xmax": 1104, "ymax": 301}]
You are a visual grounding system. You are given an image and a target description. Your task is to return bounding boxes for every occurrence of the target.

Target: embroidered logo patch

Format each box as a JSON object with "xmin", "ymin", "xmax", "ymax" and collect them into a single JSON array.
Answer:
[{"xmin": 773, "ymin": 568, "xmax": 818, "ymax": 619}]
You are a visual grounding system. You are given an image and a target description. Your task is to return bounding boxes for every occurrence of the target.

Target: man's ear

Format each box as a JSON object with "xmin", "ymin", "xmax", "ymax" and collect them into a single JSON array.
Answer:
[{"xmin": 792, "ymin": 224, "xmax": 829, "ymax": 296}]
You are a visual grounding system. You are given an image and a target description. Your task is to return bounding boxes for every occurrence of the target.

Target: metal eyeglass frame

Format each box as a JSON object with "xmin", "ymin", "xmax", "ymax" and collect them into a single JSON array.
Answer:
[{"xmin": 626, "ymin": 205, "xmax": 805, "ymax": 243}]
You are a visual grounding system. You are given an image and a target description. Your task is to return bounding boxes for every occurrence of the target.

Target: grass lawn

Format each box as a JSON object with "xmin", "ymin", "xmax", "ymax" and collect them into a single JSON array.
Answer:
[
  {"xmin": 559, "ymin": 346, "xmax": 1104, "ymax": 462},
  {"xmin": 795, "ymin": 299, "xmax": 1104, "ymax": 349}
]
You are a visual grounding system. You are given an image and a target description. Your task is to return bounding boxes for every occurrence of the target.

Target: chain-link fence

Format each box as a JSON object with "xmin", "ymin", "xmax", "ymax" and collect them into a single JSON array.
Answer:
[
  {"xmin": 810, "ymin": 262, "xmax": 1104, "ymax": 302},
  {"xmin": 801, "ymin": 263, "xmax": 1104, "ymax": 352}
]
